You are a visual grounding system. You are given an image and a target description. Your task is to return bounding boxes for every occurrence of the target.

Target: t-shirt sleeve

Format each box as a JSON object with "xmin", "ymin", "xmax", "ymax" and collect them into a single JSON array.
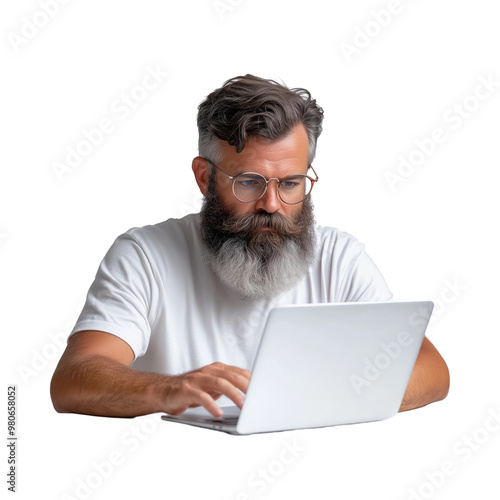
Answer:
[
  {"xmin": 342, "ymin": 246, "xmax": 393, "ymax": 302},
  {"xmin": 325, "ymin": 230, "xmax": 393, "ymax": 303},
  {"xmin": 70, "ymin": 232, "xmax": 159, "ymax": 360}
]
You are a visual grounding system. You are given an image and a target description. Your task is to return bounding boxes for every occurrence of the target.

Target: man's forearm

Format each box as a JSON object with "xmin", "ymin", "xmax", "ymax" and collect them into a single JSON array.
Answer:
[
  {"xmin": 51, "ymin": 354, "xmax": 169, "ymax": 417},
  {"xmin": 399, "ymin": 337, "xmax": 450, "ymax": 412}
]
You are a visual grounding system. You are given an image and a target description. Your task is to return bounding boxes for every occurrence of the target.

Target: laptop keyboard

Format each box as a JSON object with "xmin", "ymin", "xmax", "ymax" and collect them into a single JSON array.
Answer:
[
  {"xmin": 207, "ymin": 416, "xmax": 239, "ymax": 425},
  {"xmin": 206, "ymin": 407, "xmax": 241, "ymax": 425}
]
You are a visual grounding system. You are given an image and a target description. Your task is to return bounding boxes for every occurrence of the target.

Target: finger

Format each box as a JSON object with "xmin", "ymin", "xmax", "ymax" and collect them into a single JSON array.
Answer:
[
  {"xmin": 169, "ymin": 373, "xmax": 244, "ymax": 415},
  {"xmin": 204, "ymin": 364, "xmax": 251, "ymax": 394},
  {"xmin": 204, "ymin": 362, "xmax": 251, "ymax": 379},
  {"xmin": 192, "ymin": 390, "xmax": 224, "ymax": 418},
  {"xmin": 202, "ymin": 375, "xmax": 246, "ymax": 409},
  {"xmin": 206, "ymin": 371, "xmax": 249, "ymax": 398},
  {"xmin": 167, "ymin": 387, "xmax": 223, "ymax": 418},
  {"xmin": 223, "ymin": 364, "xmax": 252, "ymax": 379}
]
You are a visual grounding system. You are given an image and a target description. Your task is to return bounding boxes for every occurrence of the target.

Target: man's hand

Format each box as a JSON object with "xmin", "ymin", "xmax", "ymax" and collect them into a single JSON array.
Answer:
[
  {"xmin": 50, "ymin": 330, "xmax": 251, "ymax": 418},
  {"xmin": 162, "ymin": 362, "xmax": 251, "ymax": 417}
]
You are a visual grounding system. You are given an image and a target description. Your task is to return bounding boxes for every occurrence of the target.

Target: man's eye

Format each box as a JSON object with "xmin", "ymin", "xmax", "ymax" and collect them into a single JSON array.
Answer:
[
  {"xmin": 281, "ymin": 181, "xmax": 300, "ymax": 190},
  {"xmin": 237, "ymin": 180, "xmax": 259, "ymax": 188},
  {"xmin": 236, "ymin": 176, "xmax": 264, "ymax": 188}
]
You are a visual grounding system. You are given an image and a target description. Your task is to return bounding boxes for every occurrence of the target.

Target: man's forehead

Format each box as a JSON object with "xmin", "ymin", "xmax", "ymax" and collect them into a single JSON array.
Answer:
[{"xmin": 217, "ymin": 124, "xmax": 309, "ymax": 173}]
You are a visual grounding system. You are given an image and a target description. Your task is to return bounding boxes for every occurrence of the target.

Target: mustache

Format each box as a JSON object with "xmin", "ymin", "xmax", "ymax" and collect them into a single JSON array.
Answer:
[{"xmin": 222, "ymin": 211, "xmax": 306, "ymax": 237}]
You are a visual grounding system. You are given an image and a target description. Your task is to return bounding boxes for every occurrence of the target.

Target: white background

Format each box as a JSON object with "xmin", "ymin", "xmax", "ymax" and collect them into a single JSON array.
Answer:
[{"xmin": 2, "ymin": 0, "xmax": 499, "ymax": 499}]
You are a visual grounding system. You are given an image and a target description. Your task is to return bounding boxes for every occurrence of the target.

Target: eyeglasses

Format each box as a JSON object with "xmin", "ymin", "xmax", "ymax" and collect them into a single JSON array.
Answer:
[{"xmin": 205, "ymin": 159, "xmax": 319, "ymax": 205}]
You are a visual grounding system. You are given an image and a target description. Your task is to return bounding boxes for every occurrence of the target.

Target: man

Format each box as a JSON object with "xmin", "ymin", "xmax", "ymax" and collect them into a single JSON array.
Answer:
[{"xmin": 50, "ymin": 75, "xmax": 449, "ymax": 419}]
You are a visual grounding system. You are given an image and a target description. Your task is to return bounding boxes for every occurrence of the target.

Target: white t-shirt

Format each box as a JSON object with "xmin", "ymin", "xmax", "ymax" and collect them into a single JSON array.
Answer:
[{"xmin": 71, "ymin": 213, "xmax": 392, "ymax": 375}]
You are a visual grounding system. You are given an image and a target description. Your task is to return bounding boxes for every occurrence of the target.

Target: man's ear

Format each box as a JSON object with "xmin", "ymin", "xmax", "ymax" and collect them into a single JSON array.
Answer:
[{"xmin": 192, "ymin": 156, "xmax": 210, "ymax": 195}]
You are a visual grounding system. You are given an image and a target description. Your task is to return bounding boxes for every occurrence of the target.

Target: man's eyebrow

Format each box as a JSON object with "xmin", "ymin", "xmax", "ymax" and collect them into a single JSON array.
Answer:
[
  {"xmin": 230, "ymin": 168, "xmax": 246, "ymax": 176},
  {"xmin": 229, "ymin": 165, "xmax": 267, "ymax": 176},
  {"xmin": 227, "ymin": 159, "xmax": 309, "ymax": 176}
]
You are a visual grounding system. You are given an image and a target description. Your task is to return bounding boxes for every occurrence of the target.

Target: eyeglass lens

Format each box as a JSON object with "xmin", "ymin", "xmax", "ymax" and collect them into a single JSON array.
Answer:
[{"xmin": 233, "ymin": 173, "xmax": 313, "ymax": 203}]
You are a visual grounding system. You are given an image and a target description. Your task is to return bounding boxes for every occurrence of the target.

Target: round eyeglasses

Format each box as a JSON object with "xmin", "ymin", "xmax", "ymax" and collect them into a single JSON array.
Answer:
[{"xmin": 205, "ymin": 159, "xmax": 319, "ymax": 205}]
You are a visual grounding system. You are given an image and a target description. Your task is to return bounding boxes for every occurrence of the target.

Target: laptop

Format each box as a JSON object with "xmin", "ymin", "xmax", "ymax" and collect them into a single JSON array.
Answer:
[{"xmin": 161, "ymin": 301, "xmax": 433, "ymax": 435}]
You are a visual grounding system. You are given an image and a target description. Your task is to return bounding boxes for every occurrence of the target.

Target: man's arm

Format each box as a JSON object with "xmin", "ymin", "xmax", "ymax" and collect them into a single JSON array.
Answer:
[
  {"xmin": 50, "ymin": 331, "xmax": 250, "ymax": 418},
  {"xmin": 399, "ymin": 336, "xmax": 450, "ymax": 412}
]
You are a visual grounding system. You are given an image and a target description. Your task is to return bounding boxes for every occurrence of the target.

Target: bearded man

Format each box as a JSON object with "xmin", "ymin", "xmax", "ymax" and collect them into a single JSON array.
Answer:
[{"xmin": 50, "ymin": 75, "xmax": 449, "ymax": 418}]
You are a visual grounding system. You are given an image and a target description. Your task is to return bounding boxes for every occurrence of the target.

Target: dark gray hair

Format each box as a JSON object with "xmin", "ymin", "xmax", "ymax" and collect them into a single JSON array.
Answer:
[{"xmin": 197, "ymin": 74, "xmax": 324, "ymax": 165}]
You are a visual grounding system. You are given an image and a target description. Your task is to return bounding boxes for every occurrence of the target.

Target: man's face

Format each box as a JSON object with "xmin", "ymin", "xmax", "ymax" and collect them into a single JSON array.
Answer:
[
  {"xmin": 196, "ymin": 124, "xmax": 317, "ymax": 299},
  {"xmin": 213, "ymin": 124, "xmax": 310, "ymax": 220}
]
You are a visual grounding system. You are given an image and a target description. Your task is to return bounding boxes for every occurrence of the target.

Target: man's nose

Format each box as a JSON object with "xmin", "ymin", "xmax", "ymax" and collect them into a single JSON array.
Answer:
[{"xmin": 254, "ymin": 179, "xmax": 281, "ymax": 213}]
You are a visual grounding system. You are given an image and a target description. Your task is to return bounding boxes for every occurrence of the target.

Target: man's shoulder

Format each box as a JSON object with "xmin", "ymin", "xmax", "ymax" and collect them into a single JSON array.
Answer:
[
  {"xmin": 102, "ymin": 214, "xmax": 201, "ymax": 264},
  {"xmin": 121, "ymin": 213, "xmax": 201, "ymax": 245},
  {"xmin": 314, "ymin": 223, "xmax": 364, "ymax": 251}
]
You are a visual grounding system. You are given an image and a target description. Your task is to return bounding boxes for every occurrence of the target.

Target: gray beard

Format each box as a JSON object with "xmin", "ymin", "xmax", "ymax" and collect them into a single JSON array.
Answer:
[{"xmin": 199, "ymin": 178, "xmax": 316, "ymax": 299}]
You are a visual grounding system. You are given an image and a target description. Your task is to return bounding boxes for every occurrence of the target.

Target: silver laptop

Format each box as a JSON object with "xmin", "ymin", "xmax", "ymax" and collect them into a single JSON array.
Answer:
[{"xmin": 161, "ymin": 301, "xmax": 433, "ymax": 435}]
